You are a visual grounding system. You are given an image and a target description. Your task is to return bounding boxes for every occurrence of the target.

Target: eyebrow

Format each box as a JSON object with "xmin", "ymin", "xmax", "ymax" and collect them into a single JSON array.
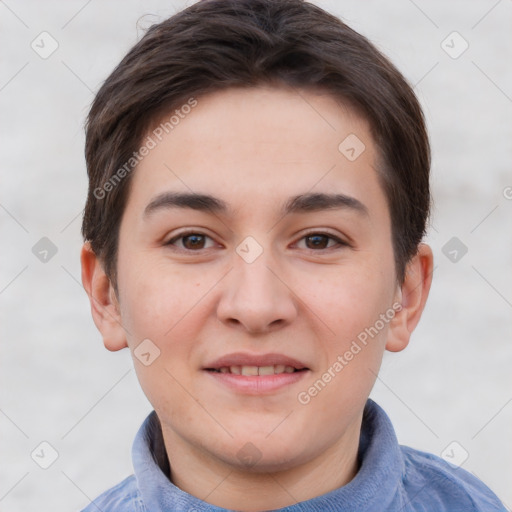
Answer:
[{"xmin": 143, "ymin": 191, "xmax": 368, "ymax": 219}]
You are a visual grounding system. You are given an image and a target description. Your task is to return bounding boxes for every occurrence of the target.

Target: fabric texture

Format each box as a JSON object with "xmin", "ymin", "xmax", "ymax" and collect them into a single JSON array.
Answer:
[{"xmin": 81, "ymin": 399, "xmax": 506, "ymax": 511}]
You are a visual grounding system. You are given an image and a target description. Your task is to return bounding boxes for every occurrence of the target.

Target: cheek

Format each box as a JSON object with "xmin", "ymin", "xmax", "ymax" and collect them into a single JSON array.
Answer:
[
  {"xmin": 299, "ymin": 261, "xmax": 394, "ymax": 336},
  {"xmin": 116, "ymin": 261, "xmax": 207, "ymax": 412},
  {"xmin": 118, "ymin": 256, "xmax": 205, "ymax": 341},
  {"xmin": 293, "ymin": 260, "xmax": 395, "ymax": 400}
]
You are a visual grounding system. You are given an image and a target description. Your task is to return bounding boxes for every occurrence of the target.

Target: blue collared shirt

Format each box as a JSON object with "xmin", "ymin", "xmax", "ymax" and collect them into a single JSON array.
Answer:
[{"xmin": 81, "ymin": 399, "xmax": 506, "ymax": 511}]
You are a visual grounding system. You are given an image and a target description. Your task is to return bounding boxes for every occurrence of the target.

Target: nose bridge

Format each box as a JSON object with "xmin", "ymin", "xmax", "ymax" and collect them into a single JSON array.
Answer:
[
  {"xmin": 231, "ymin": 238, "xmax": 282, "ymax": 302},
  {"xmin": 216, "ymin": 236, "xmax": 297, "ymax": 332},
  {"xmin": 235, "ymin": 249, "xmax": 276, "ymax": 291}
]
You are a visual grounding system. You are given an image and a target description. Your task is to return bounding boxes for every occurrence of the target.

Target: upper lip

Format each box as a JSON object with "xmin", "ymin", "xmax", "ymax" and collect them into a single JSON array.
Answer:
[{"xmin": 203, "ymin": 352, "xmax": 309, "ymax": 370}]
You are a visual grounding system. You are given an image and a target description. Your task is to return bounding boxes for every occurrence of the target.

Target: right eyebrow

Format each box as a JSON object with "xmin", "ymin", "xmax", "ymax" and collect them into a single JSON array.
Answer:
[{"xmin": 143, "ymin": 192, "xmax": 230, "ymax": 219}]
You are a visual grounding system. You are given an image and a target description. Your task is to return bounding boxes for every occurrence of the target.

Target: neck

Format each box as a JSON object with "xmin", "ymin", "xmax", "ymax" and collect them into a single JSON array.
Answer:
[{"xmin": 160, "ymin": 417, "xmax": 362, "ymax": 511}]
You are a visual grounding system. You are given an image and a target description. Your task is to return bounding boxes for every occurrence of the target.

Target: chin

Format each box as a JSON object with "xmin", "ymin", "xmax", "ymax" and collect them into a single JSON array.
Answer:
[
  {"xmin": 229, "ymin": 450, "xmax": 306, "ymax": 474},
  {"xmin": 222, "ymin": 432, "xmax": 311, "ymax": 473}
]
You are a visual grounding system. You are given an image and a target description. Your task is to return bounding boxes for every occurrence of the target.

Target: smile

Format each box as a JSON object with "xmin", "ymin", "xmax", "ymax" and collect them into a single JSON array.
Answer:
[
  {"xmin": 207, "ymin": 365, "xmax": 304, "ymax": 375},
  {"xmin": 202, "ymin": 352, "xmax": 310, "ymax": 394}
]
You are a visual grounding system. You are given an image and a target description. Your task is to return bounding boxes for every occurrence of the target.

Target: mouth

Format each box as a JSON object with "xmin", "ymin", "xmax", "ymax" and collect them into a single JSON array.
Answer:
[
  {"xmin": 203, "ymin": 352, "xmax": 310, "ymax": 373},
  {"xmin": 205, "ymin": 365, "xmax": 307, "ymax": 375},
  {"xmin": 202, "ymin": 352, "xmax": 310, "ymax": 394}
]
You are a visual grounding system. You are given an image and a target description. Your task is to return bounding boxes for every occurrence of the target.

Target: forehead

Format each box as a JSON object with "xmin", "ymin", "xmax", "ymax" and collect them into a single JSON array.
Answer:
[{"xmin": 124, "ymin": 85, "xmax": 386, "ymax": 222}]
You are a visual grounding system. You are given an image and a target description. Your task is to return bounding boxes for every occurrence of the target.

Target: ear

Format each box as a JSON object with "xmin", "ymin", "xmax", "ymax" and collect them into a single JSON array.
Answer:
[
  {"xmin": 386, "ymin": 243, "xmax": 434, "ymax": 352},
  {"xmin": 80, "ymin": 242, "xmax": 128, "ymax": 351}
]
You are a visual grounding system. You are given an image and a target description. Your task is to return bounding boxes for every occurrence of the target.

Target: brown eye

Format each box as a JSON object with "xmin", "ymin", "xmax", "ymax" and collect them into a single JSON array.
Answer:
[
  {"xmin": 182, "ymin": 234, "xmax": 206, "ymax": 249},
  {"xmin": 166, "ymin": 232, "xmax": 215, "ymax": 251},
  {"xmin": 305, "ymin": 234, "xmax": 330, "ymax": 249},
  {"xmin": 296, "ymin": 232, "xmax": 347, "ymax": 251}
]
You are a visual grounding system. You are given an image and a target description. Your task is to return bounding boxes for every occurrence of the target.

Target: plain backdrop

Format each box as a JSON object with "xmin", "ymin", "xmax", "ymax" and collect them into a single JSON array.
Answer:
[{"xmin": 1, "ymin": 1, "xmax": 511, "ymax": 510}]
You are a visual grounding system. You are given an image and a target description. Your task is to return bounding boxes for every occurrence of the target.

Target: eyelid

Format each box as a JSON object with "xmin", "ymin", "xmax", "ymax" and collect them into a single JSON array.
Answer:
[{"xmin": 165, "ymin": 229, "xmax": 219, "ymax": 250}]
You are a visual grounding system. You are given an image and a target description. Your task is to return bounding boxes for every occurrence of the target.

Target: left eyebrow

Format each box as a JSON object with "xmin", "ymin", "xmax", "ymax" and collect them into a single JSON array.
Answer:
[
  {"xmin": 142, "ymin": 191, "xmax": 369, "ymax": 219},
  {"xmin": 282, "ymin": 192, "xmax": 369, "ymax": 217}
]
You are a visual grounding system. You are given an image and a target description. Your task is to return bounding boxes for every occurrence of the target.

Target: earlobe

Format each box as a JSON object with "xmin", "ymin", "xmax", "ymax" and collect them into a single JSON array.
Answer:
[
  {"xmin": 80, "ymin": 242, "xmax": 128, "ymax": 351},
  {"xmin": 385, "ymin": 243, "xmax": 434, "ymax": 352}
]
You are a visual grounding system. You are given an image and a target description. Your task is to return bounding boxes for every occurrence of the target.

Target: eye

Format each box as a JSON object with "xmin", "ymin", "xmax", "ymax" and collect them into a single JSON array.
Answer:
[
  {"xmin": 165, "ymin": 231, "xmax": 216, "ymax": 251},
  {"xmin": 295, "ymin": 232, "xmax": 348, "ymax": 251}
]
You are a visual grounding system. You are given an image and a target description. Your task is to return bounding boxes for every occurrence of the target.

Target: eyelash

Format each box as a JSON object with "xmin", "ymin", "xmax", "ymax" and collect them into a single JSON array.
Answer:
[{"xmin": 165, "ymin": 230, "xmax": 349, "ymax": 253}]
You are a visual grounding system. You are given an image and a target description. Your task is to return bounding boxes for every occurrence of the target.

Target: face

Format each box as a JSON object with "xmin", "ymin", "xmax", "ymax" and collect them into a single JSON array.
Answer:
[{"xmin": 104, "ymin": 86, "xmax": 405, "ymax": 472}]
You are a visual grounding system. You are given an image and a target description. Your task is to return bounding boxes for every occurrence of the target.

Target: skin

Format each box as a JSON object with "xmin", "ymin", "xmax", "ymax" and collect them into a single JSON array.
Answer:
[{"xmin": 81, "ymin": 85, "xmax": 433, "ymax": 511}]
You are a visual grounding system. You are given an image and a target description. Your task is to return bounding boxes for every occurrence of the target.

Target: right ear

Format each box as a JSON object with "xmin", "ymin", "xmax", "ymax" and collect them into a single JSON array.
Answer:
[{"xmin": 80, "ymin": 242, "xmax": 128, "ymax": 351}]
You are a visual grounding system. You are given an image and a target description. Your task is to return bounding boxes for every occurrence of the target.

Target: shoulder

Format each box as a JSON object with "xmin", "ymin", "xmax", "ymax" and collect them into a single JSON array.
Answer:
[
  {"xmin": 80, "ymin": 475, "xmax": 145, "ymax": 512},
  {"xmin": 399, "ymin": 445, "xmax": 506, "ymax": 511}
]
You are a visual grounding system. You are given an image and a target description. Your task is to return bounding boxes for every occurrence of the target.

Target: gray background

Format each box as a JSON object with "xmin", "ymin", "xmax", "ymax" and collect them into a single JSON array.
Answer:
[{"xmin": 1, "ymin": 0, "xmax": 511, "ymax": 510}]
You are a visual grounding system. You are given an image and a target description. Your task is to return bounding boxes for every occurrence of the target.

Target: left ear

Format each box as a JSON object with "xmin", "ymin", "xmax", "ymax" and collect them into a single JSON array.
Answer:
[{"xmin": 386, "ymin": 243, "xmax": 434, "ymax": 352}]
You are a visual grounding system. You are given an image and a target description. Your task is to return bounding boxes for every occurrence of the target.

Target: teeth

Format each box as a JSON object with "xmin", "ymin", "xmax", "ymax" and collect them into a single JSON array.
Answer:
[
  {"xmin": 216, "ymin": 365, "xmax": 302, "ymax": 375},
  {"xmin": 258, "ymin": 365, "xmax": 274, "ymax": 375},
  {"xmin": 241, "ymin": 365, "xmax": 259, "ymax": 376}
]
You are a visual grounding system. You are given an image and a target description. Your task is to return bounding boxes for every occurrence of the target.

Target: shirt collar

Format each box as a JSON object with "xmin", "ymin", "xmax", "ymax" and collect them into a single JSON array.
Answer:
[{"xmin": 132, "ymin": 399, "xmax": 405, "ymax": 511}]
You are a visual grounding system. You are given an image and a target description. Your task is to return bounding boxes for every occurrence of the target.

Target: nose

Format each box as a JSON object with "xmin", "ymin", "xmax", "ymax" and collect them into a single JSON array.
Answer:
[{"xmin": 216, "ymin": 247, "xmax": 298, "ymax": 334}]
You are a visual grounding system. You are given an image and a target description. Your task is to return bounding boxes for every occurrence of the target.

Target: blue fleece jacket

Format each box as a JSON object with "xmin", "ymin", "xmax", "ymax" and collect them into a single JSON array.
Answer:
[{"xmin": 81, "ymin": 399, "xmax": 506, "ymax": 511}]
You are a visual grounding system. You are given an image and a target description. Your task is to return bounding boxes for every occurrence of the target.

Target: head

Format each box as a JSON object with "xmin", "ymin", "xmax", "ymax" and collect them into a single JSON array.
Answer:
[{"xmin": 81, "ymin": 0, "xmax": 433, "ymax": 491}]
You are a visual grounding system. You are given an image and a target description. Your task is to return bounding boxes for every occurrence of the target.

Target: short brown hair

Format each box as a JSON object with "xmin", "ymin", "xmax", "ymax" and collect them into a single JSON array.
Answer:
[{"xmin": 82, "ymin": 0, "xmax": 430, "ymax": 288}]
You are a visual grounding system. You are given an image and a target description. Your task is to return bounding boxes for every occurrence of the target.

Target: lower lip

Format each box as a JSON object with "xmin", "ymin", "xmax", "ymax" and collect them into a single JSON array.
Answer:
[{"xmin": 203, "ymin": 370, "xmax": 309, "ymax": 394}]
